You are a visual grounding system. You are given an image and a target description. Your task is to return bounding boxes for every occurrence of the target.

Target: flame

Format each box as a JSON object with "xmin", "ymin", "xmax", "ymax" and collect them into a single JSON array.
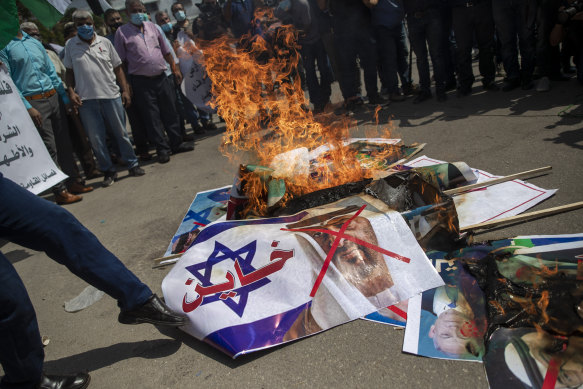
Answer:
[
  {"xmin": 537, "ymin": 290, "xmax": 550, "ymax": 324},
  {"xmin": 196, "ymin": 8, "xmax": 399, "ymax": 214}
]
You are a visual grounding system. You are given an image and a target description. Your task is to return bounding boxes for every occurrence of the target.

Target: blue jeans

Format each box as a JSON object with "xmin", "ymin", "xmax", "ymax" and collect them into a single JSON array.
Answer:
[
  {"xmin": 0, "ymin": 174, "xmax": 152, "ymax": 388},
  {"xmin": 407, "ymin": 9, "xmax": 447, "ymax": 93},
  {"xmin": 492, "ymin": 0, "xmax": 537, "ymax": 81},
  {"xmin": 396, "ymin": 23, "xmax": 412, "ymax": 86},
  {"xmin": 300, "ymin": 39, "xmax": 333, "ymax": 109},
  {"xmin": 78, "ymin": 97, "xmax": 138, "ymax": 173}
]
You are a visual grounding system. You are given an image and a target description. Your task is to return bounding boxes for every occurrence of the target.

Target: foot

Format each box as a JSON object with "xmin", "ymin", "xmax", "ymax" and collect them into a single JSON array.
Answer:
[
  {"xmin": 389, "ymin": 92, "xmax": 406, "ymax": 102},
  {"xmin": 84, "ymin": 169, "xmax": 103, "ymax": 180},
  {"xmin": 128, "ymin": 166, "xmax": 145, "ymax": 176},
  {"xmin": 521, "ymin": 77, "xmax": 534, "ymax": 90},
  {"xmin": 436, "ymin": 92, "xmax": 447, "ymax": 102},
  {"xmin": 401, "ymin": 82, "xmax": 420, "ymax": 96},
  {"xmin": 483, "ymin": 81, "xmax": 499, "ymax": 91},
  {"xmin": 102, "ymin": 171, "xmax": 118, "ymax": 187},
  {"xmin": 68, "ymin": 181, "xmax": 94, "ymax": 194},
  {"xmin": 536, "ymin": 76, "xmax": 551, "ymax": 92},
  {"xmin": 413, "ymin": 90, "xmax": 431, "ymax": 104},
  {"xmin": 201, "ymin": 119, "xmax": 217, "ymax": 131},
  {"xmin": 182, "ymin": 134, "xmax": 195, "ymax": 142},
  {"xmin": 367, "ymin": 94, "xmax": 390, "ymax": 107},
  {"xmin": 502, "ymin": 78, "xmax": 520, "ymax": 92},
  {"xmin": 118, "ymin": 294, "xmax": 187, "ymax": 326},
  {"xmin": 55, "ymin": 190, "xmax": 82, "ymax": 205},
  {"xmin": 39, "ymin": 372, "xmax": 90, "ymax": 389},
  {"xmin": 138, "ymin": 152, "xmax": 152, "ymax": 161},
  {"xmin": 193, "ymin": 125, "xmax": 206, "ymax": 135},
  {"xmin": 457, "ymin": 86, "xmax": 472, "ymax": 97},
  {"xmin": 157, "ymin": 152, "xmax": 170, "ymax": 164},
  {"xmin": 445, "ymin": 79, "xmax": 457, "ymax": 92},
  {"xmin": 172, "ymin": 142, "xmax": 194, "ymax": 154},
  {"xmin": 343, "ymin": 96, "xmax": 365, "ymax": 113}
]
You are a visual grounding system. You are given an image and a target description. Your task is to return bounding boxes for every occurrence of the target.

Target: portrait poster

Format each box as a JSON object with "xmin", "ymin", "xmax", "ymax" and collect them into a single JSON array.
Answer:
[
  {"xmin": 405, "ymin": 156, "xmax": 556, "ymax": 229},
  {"xmin": 0, "ymin": 64, "xmax": 67, "ymax": 193},
  {"xmin": 403, "ymin": 249, "xmax": 488, "ymax": 362},
  {"xmin": 484, "ymin": 327, "xmax": 583, "ymax": 389},
  {"xmin": 164, "ymin": 185, "xmax": 231, "ymax": 257},
  {"xmin": 362, "ymin": 300, "xmax": 408, "ymax": 328},
  {"xmin": 162, "ymin": 199, "xmax": 443, "ymax": 358}
]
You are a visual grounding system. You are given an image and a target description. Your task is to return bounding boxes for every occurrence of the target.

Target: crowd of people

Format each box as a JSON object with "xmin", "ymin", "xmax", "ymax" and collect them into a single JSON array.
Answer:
[{"xmin": 2, "ymin": 0, "xmax": 583, "ymax": 206}]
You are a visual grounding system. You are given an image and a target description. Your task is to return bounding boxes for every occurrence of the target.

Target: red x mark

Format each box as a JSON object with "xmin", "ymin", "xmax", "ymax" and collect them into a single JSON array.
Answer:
[
  {"xmin": 282, "ymin": 205, "xmax": 411, "ymax": 297},
  {"xmin": 219, "ymin": 291, "xmax": 237, "ymax": 300}
]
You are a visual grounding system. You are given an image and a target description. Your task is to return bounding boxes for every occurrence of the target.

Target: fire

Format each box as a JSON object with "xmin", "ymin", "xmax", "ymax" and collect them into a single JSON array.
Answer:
[{"xmin": 196, "ymin": 8, "xmax": 399, "ymax": 215}]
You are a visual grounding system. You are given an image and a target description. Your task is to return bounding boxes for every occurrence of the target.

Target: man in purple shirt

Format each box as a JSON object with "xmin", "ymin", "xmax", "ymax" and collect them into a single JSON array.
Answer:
[{"xmin": 114, "ymin": 0, "xmax": 193, "ymax": 163}]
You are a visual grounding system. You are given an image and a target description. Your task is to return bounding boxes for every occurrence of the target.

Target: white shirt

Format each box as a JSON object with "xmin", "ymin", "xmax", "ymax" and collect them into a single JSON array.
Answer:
[{"xmin": 64, "ymin": 35, "xmax": 122, "ymax": 100}]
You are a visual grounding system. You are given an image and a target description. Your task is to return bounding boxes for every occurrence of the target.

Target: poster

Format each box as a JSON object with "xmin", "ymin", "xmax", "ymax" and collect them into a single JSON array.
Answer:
[
  {"xmin": 405, "ymin": 156, "xmax": 556, "ymax": 229},
  {"xmin": 0, "ymin": 64, "xmax": 67, "ymax": 193},
  {"xmin": 164, "ymin": 185, "xmax": 231, "ymax": 257},
  {"xmin": 162, "ymin": 198, "xmax": 443, "ymax": 357},
  {"xmin": 177, "ymin": 31, "xmax": 214, "ymax": 113}
]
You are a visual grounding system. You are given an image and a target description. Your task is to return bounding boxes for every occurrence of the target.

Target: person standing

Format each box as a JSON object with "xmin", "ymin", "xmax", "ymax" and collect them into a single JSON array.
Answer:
[
  {"xmin": 0, "ymin": 30, "xmax": 92, "ymax": 204},
  {"xmin": 114, "ymin": 0, "xmax": 193, "ymax": 164},
  {"xmin": 65, "ymin": 10, "xmax": 145, "ymax": 187}
]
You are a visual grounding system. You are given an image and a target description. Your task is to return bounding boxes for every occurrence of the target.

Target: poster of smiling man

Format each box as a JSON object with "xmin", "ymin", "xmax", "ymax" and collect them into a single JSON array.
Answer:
[{"xmin": 162, "ymin": 197, "xmax": 443, "ymax": 357}]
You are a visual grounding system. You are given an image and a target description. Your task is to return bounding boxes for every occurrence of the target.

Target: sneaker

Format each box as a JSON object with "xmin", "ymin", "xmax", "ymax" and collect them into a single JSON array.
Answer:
[
  {"xmin": 103, "ymin": 171, "xmax": 118, "ymax": 187},
  {"xmin": 172, "ymin": 142, "xmax": 194, "ymax": 154},
  {"xmin": 413, "ymin": 90, "xmax": 432, "ymax": 104},
  {"xmin": 536, "ymin": 76, "xmax": 551, "ymax": 92},
  {"xmin": 367, "ymin": 94, "xmax": 390, "ymax": 107},
  {"xmin": 128, "ymin": 166, "xmax": 145, "ymax": 176}
]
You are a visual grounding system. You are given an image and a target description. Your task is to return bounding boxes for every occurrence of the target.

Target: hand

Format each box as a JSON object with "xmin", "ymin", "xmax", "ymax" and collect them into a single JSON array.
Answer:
[
  {"xmin": 121, "ymin": 90, "xmax": 132, "ymax": 107},
  {"xmin": 68, "ymin": 90, "xmax": 83, "ymax": 113},
  {"xmin": 27, "ymin": 107, "xmax": 43, "ymax": 127},
  {"xmin": 173, "ymin": 69, "xmax": 183, "ymax": 85}
]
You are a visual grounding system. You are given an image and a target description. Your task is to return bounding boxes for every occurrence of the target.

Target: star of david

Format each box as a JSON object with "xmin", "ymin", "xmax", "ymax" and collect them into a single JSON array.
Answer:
[{"xmin": 185, "ymin": 240, "xmax": 270, "ymax": 317}]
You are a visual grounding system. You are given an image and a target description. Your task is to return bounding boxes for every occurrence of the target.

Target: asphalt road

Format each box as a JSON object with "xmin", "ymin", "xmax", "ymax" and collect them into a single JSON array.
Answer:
[{"xmin": 2, "ymin": 70, "xmax": 583, "ymax": 388}]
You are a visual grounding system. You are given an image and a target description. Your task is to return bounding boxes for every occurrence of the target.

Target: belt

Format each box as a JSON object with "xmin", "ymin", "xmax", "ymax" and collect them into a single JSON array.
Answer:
[
  {"xmin": 131, "ymin": 73, "xmax": 165, "ymax": 79},
  {"xmin": 24, "ymin": 89, "xmax": 56, "ymax": 101},
  {"xmin": 455, "ymin": 2, "xmax": 478, "ymax": 7}
]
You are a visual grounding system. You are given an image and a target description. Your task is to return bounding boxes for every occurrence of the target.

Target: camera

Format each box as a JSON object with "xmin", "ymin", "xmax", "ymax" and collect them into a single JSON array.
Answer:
[{"xmin": 557, "ymin": 0, "xmax": 583, "ymax": 25}]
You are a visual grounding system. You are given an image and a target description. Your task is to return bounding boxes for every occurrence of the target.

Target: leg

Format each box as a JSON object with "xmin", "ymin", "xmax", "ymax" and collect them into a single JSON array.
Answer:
[
  {"xmin": 315, "ymin": 39, "xmax": 333, "ymax": 105},
  {"xmin": 396, "ymin": 23, "xmax": 411, "ymax": 86},
  {"xmin": 0, "ymin": 253, "xmax": 44, "ymax": 389},
  {"xmin": 78, "ymin": 99, "xmax": 116, "ymax": 173},
  {"xmin": 356, "ymin": 28, "xmax": 380, "ymax": 99},
  {"xmin": 0, "ymin": 174, "xmax": 153, "ymax": 311},
  {"xmin": 408, "ymin": 17, "xmax": 431, "ymax": 92},
  {"xmin": 156, "ymin": 76, "xmax": 186, "ymax": 152},
  {"xmin": 425, "ymin": 10, "xmax": 447, "ymax": 95},
  {"xmin": 493, "ymin": 0, "xmax": 520, "ymax": 81},
  {"xmin": 375, "ymin": 25, "xmax": 399, "ymax": 95},
  {"xmin": 301, "ymin": 42, "xmax": 322, "ymax": 109},
  {"xmin": 51, "ymin": 96, "xmax": 83, "ymax": 186},
  {"xmin": 101, "ymin": 98, "xmax": 139, "ymax": 169},
  {"xmin": 131, "ymin": 76, "xmax": 172, "ymax": 156},
  {"xmin": 66, "ymin": 114, "xmax": 99, "ymax": 177},
  {"xmin": 474, "ymin": 2, "xmax": 497, "ymax": 86},
  {"xmin": 333, "ymin": 28, "xmax": 359, "ymax": 100},
  {"xmin": 515, "ymin": 0, "xmax": 537, "ymax": 82},
  {"xmin": 452, "ymin": 7, "xmax": 475, "ymax": 90},
  {"xmin": 125, "ymin": 103, "xmax": 149, "ymax": 156}
]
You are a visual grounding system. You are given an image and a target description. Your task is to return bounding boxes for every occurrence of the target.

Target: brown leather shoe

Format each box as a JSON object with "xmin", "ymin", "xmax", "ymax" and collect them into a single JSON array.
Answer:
[
  {"xmin": 55, "ymin": 190, "xmax": 83, "ymax": 205},
  {"xmin": 68, "ymin": 182, "xmax": 94, "ymax": 194}
]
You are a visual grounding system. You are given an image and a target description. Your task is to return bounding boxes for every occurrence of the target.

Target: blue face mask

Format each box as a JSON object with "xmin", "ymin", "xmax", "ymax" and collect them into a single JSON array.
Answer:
[
  {"xmin": 130, "ymin": 12, "xmax": 148, "ymax": 25},
  {"xmin": 77, "ymin": 25, "xmax": 94, "ymax": 40},
  {"xmin": 174, "ymin": 10, "xmax": 186, "ymax": 22},
  {"xmin": 161, "ymin": 22, "xmax": 173, "ymax": 33}
]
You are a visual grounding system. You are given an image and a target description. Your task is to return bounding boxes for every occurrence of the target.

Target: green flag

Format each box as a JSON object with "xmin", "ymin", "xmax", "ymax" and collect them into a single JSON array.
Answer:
[
  {"xmin": 0, "ymin": 0, "xmax": 20, "ymax": 50},
  {"xmin": 19, "ymin": 0, "xmax": 70, "ymax": 28}
]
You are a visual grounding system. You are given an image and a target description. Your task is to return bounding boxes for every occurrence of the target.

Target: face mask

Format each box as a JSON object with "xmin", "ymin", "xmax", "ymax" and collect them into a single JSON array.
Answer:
[
  {"xmin": 174, "ymin": 10, "xmax": 186, "ymax": 21},
  {"xmin": 77, "ymin": 25, "xmax": 94, "ymax": 40},
  {"xmin": 161, "ymin": 22, "xmax": 173, "ymax": 32},
  {"xmin": 130, "ymin": 12, "xmax": 148, "ymax": 25},
  {"xmin": 277, "ymin": 0, "xmax": 291, "ymax": 12}
]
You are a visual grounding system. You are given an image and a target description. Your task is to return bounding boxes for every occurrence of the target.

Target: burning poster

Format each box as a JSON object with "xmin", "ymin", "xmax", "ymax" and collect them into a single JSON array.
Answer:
[
  {"xmin": 405, "ymin": 156, "xmax": 557, "ymax": 229},
  {"xmin": 176, "ymin": 31, "xmax": 214, "ymax": 113},
  {"xmin": 161, "ymin": 202, "xmax": 443, "ymax": 357},
  {"xmin": 403, "ymin": 249, "xmax": 488, "ymax": 362},
  {"xmin": 484, "ymin": 328, "xmax": 583, "ymax": 389},
  {"xmin": 164, "ymin": 186, "xmax": 231, "ymax": 257}
]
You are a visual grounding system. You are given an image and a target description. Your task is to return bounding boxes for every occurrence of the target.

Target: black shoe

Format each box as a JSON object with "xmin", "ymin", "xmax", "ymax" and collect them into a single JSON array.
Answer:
[
  {"xmin": 193, "ymin": 126, "xmax": 206, "ymax": 135},
  {"xmin": 521, "ymin": 77, "xmax": 534, "ymax": 90},
  {"xmin": 367, "ymin": 94, "xmax": 390, "ymax": 107},
  {"xmin": 158, "ymin": 152, "xmax": 170, "ymax": 164},
  {"xmin": 343, "ymin": 96, "xmax": 365, "ymax": 113},
  {"xmin": 436, "ymin": 92, "xmax": 447, "ymax": 102},
  {"xmin": 483, "ymin": 81, "xmax": 499, "ymax": 91},
  {"xmin": 389, "ymin": 92, "xmax": 406, "ymax": 102},
  {"xmin": 201, "ymin": 119, "xmax": 217, "ymax": 131},
  {"xmin": 138, "ymin": 152, "xmax": 152, "ymax": 161},
  {"xmin": 39, "ymin": 372, "xmax": 90, "ymax": 389},
  {"xmin": 457, "ymin": 86, "xmax": 472, "ymax": 97},
  {"xmin": 502, "ymin": 78, "xmax": 521, "ymax": 92},
  {"xmin": 413, "ymin": 90, "xmax": 432, "ymax": 104},
  {"xmin": 118, "ymin": 294, "xmax": 187, "ymax": 326},
  {"xmin": 445, "ymin": 79, "xmax": 457, "ymax": 92},
  {"xmin": 102, "ymin": 171, "xmax": 117, "ymax": 187},
  {"xmin": 128, "ymin": 166, "xmax": 145, "ymax": 176},
  {"xmin": 172, "ymin": 142, "xmax": 194, "ymax": 154},
  {"xmin": 402, "ymin": 82, "xmax": 420, "ymax": 96},
  {"xmin": 182, "ymin": 134, "xmax": 195, "ymax": 142}
]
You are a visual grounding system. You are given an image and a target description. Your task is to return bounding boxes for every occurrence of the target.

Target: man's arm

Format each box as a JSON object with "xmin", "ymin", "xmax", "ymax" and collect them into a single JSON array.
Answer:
[
  {"xmin": 65, "ymin": 68, "xmax": 82, "ymax": 114},
  {"xmin": 163, "ymin": 52, "xmax": 182, "ymax": 85},
  {"xmin": 113, "ymin": 65, "xmax": 131, "ymax": 107}
]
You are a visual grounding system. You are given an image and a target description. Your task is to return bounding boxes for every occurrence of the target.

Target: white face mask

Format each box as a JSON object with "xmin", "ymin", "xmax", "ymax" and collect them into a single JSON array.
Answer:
[{"xmin": 174, "ymin": 10, "xmax": 186, "ymax": 21}]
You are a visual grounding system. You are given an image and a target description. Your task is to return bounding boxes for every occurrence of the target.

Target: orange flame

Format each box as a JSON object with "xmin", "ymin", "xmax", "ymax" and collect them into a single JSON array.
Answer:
[{"xmin": 197, "ymin": 9, "xmax": 399, "ymax": 212}]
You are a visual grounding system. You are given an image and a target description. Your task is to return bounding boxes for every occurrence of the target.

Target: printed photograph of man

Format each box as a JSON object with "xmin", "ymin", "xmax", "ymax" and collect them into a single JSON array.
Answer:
[{"xmin": 485, "ymin": 327, "xmax": 583, "ymax": 389}]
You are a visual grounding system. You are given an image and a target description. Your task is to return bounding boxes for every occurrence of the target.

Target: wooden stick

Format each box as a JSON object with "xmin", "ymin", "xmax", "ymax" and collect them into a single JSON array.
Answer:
[
  {"xmin": 443, "ymin": 166, "xmax": 552, "ymax": 196},
  {"xmin": 461, "ymin": 201, "xmax": 583, "ymax": 232},
  {"xmin": 153, "ymin": 252, "xmax": 182, "ymax": 264},
  {"xmin": 387, "ymin": 143, "xmax": 426, "ymax": 169}
]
